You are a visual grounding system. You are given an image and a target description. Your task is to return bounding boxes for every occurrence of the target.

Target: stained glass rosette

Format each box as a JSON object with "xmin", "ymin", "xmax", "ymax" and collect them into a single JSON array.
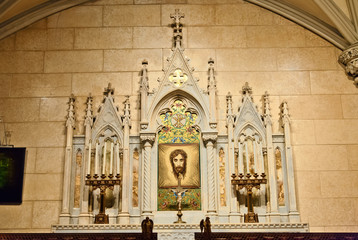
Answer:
[{"xmin": 158, "ymin": 100, "xmax": 199, "ymax": 144}]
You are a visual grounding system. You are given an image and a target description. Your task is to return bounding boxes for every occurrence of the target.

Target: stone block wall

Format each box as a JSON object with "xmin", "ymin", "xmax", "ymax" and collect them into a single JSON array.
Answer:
[{"xmin": 0, "ymin": 0, "xmax": 357, "ymax": 232}]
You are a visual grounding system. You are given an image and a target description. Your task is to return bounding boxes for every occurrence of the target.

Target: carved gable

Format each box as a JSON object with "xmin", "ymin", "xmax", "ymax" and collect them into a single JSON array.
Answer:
[
  {"xmin": 144, "ymin": 48, "xmax": 212, "ymax": 132},
  {"xmin": 91, "ymin": 93, "xmax": 124, "ymax": 143},
  {"xmin": 235, "ymin": 83, "xmax": 266, "ymax": 141}
]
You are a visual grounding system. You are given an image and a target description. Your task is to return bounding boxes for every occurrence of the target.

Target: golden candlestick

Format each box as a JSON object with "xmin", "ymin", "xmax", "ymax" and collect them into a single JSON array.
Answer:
[
  {"xmin": 231, "ymin": 172, "xmax": 267, "ymax": 223},
  {"xmin": 86, "ymin": 173, "xmax": 121, "ymax": 224}
]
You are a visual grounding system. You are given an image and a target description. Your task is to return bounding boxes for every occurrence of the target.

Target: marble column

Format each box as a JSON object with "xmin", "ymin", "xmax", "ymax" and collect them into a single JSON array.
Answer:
[
  {"xmin": 79, "ymin": 95, "xmax": 93, "ymax": 224},
  {"xmin": 203, "ymin": 133, "xmax": 218, "ymax": 215},
  {"xmin": 263, "ymin": 92, "xmax": 280, "ymax": 222},
  {"xmin": 60, "ymin": 95, "xmax": 75, "ymax": 224},
  {"xmin": 281, "ymin": 101, "xmax": 300, "ymax": 222},
  {"xmin": 226, "ymin": 93, "xmax": 240, "ymax": 222},
  {"xmin": 140, "ymin": 134, "xmax": 155, "ymax": 215},
  {"xmin": 118, "ymin": 97, "xmax": 131, "ymax": 224}
]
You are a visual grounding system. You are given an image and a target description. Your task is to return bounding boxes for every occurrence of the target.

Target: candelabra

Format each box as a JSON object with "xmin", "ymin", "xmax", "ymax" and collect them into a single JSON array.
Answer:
[
  {"xmin": 85, "ymin": 173, "xmax": 121, "ymax": 224},
  {"xmin": 231, "ymin": 172, "xmax": 267, "ymax": 223},
  {"xmin": 85, "ymin": 139, "xmax": 122, "ymax": 223}
]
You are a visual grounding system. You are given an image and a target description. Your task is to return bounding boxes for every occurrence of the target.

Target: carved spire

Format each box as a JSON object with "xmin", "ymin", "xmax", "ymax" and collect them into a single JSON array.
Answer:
[
  {"xmin": 263, "ymin": 91, "xmax": 272, "ymax": 126},
  {"xmin": 123, "ymin": 96, "xmax": 131, "ymax": 127},
  {"xmin": 140, "ymin": 60, "xmax": 149, "ymax": 128},
  {"xmin": 170, "ymin": 9, "xmax": 184, "ymax": 49},
  {"xmin": 281, "ymin": 100, "xmax": 291, "ymax": 126},
  {"xmin": 207, "ymin": 58, "xmax": 217, "ymax": 128},
  {"xmin": 141, "ymin": 59, "xmax": 149, "ymax": 91},
  {"xmin": 66, "ymin": 94, "xmax": 75, "ymax": 129},
  {"xmin": 208, "ymin": 58, "xmax": 216, "ymax": 91},
  {"xmin": 104, "ymin": 83, "xmax": 115, "ymax": 97},
  {"xmin": 84, "ymin": 94, "xmax": 93, "ymax": 127},
  {"xmin": 226, "ymin": 92, "xmax": 234, "ymax": 125},
  {"xmin": 242, "ymin": 82, "xmax": 252, "ymax": 96}
]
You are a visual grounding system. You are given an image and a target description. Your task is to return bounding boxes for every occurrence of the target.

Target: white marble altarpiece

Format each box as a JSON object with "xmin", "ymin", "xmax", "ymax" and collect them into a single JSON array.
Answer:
[{"xmin": 53, "ymin": 9, "xmax": 308, "ymax": 239}]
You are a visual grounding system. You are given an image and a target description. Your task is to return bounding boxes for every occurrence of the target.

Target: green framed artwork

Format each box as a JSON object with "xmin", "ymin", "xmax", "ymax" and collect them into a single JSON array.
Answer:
[{"xmin": 157, "ymin": 99, "xmax": 201, "ymax": 211}]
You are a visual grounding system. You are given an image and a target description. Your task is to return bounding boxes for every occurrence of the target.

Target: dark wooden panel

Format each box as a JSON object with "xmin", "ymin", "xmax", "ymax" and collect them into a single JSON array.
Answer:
[{"xmin": 195, "ymin": 232, "xmax": 358, "ymax": 240}]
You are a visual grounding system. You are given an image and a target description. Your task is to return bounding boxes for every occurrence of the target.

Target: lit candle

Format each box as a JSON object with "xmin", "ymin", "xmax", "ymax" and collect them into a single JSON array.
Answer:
[
  {"xmin": 102, "ymin": 142, "xmax": 107, "ymax": 176},
  {"xmin": 109, "ymin": 141, "xmax": 114, "ymax": 175},
  {"xmin": 95, "ymin": 140, "xmax": 99, "ymax": 175},
  {"xmin": 87, "ymin": 140, "xmax": 92, "ymax": 175}
]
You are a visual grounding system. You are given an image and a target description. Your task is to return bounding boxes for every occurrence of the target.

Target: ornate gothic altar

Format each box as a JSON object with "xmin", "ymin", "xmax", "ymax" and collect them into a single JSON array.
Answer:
[{"xmin": 53, "ymin": 9, "xmax": 308, "ymax": 239}]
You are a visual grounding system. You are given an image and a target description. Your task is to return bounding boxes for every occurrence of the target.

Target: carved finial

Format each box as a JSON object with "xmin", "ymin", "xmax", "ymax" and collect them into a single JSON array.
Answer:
[
  {"xmin": 226, "ymin": 92, "xmax": 233, "ymax": 114},
  {"xmin": 208, "ymin": 58, "xmax": 216, "ymax": 90},
  {"xmin": 66, "ymin": 94, "xmax": 76, "ymax": 129},
  {"xmin": 226, "ymin": 92, "xmax": 234, "ymax": 125},
  {"xmin": 281, "ymin": 100, "xmax": 290, "ymax": 126},
  {"xmin": 104, "ymin": 83, "xmax": 115, "ymax": 96},
  {"xmin": 263, "ymin": 91, "xmax": 272, "ymax": 126},
  {"xmin": 242, "ymin": 82, "xmax": 252, "ymax": 96},
  {"xmin": 123, "ymin": 96, "xmax": 131, "ymax": 127},
  {"xmin": 85, "ymin": 94, "xmax": 93, "ymax": 127},
  {"xmin": 141, "ymin": 60, "xmax": 149, "ymax": 91},
  {"xmin": 171, "ymin": 9, "xmax": 185, "ymax": 28},
  {"xmin": 170, "ymin": 9, "xmax": 184, "ymax": 49}
]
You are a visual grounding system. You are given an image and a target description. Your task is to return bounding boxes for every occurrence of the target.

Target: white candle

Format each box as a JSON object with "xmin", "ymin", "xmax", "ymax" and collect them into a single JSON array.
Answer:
[
  {"xmin": 253, "ymin": 140, "xmax": 257, "ymax": 173},
  {"xmin": 95, "ymin": 140, "xmax": 99, "ymax": 175},
  {"xmin": 238, "ymin": 142, "xmax": 244, "ymax": 173},
  {"xmin": 109, "ymin": 141, "xmax": 114, "ymax": 175},
  {"xmin": 102, "ymin": 142, "xmax": 107, "ymax": 175},
  {"xmin": 116, "ymin": 141, "xmax": 120, "ymax": 175},
  {"xmin": 245, "ymin": 141, "xmax": 249, "ymax": 174},
  {"xmin": 87, "ymin": 140, "xmax": 92, "ymax": 175}
]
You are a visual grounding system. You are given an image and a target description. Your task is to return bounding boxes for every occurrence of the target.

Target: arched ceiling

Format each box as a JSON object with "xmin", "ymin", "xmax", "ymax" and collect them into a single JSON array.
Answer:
[
  {"xmin": 0, "ymin": 0, "xmax": 92, "ymax": 40},
  {"xmin": 0, "ymin": 0, "xmax": 357, "ymax": 50}
]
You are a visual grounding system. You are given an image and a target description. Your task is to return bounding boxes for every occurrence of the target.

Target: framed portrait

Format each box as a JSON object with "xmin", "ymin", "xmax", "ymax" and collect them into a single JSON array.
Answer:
[{"xmin": 158, "ymin": 143, "xmax": 200, "ymax": 189}]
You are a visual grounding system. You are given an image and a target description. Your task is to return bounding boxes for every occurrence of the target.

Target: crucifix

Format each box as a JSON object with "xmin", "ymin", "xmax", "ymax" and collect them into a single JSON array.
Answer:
[
  {"xmin": 172, "ymin": 175, "xmax": 187, "ymax": 223},
  {"xmin": 231, "ymin": 172, "xmax": 267, "ymax": 223}
]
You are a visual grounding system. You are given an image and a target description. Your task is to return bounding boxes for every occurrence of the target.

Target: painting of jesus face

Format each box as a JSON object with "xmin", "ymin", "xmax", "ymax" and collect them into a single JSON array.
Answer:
[
  {"xmin": 170, "ymin": 149, "xmax": 187, "ymax": 179},
  {"xmin": 173, "ymin": 154, "xmax": 185, "ymax": 173},
  {"xmin": 158, "ymin": 143, "xmax": 200, "ymax": 188}
]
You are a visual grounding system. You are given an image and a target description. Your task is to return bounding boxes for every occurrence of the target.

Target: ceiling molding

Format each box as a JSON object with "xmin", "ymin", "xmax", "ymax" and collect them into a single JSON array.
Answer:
[
  {"xmin": 314, "ymin": 0, "xmax": 358, "ymax": 45},
  {"xmin": 0, "ymin": 0, "xmax": 21, "ymax": 18},
  {"xmin": 0, "ymin": 0, "xmax": 92, "ymax": 41},
  {"xmin": 346, "ymin": 0, "xmax": 358, "ymax": 33},
  {"xmin": 244, "ymin": 0, "xmax": 350, "ymax": 50}
]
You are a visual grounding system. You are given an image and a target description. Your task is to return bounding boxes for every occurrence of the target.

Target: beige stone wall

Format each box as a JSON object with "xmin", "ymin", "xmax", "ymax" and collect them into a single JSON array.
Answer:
[{"xmin": 0, "ymin": 0, "xmax": 357, "ymax": 233}]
